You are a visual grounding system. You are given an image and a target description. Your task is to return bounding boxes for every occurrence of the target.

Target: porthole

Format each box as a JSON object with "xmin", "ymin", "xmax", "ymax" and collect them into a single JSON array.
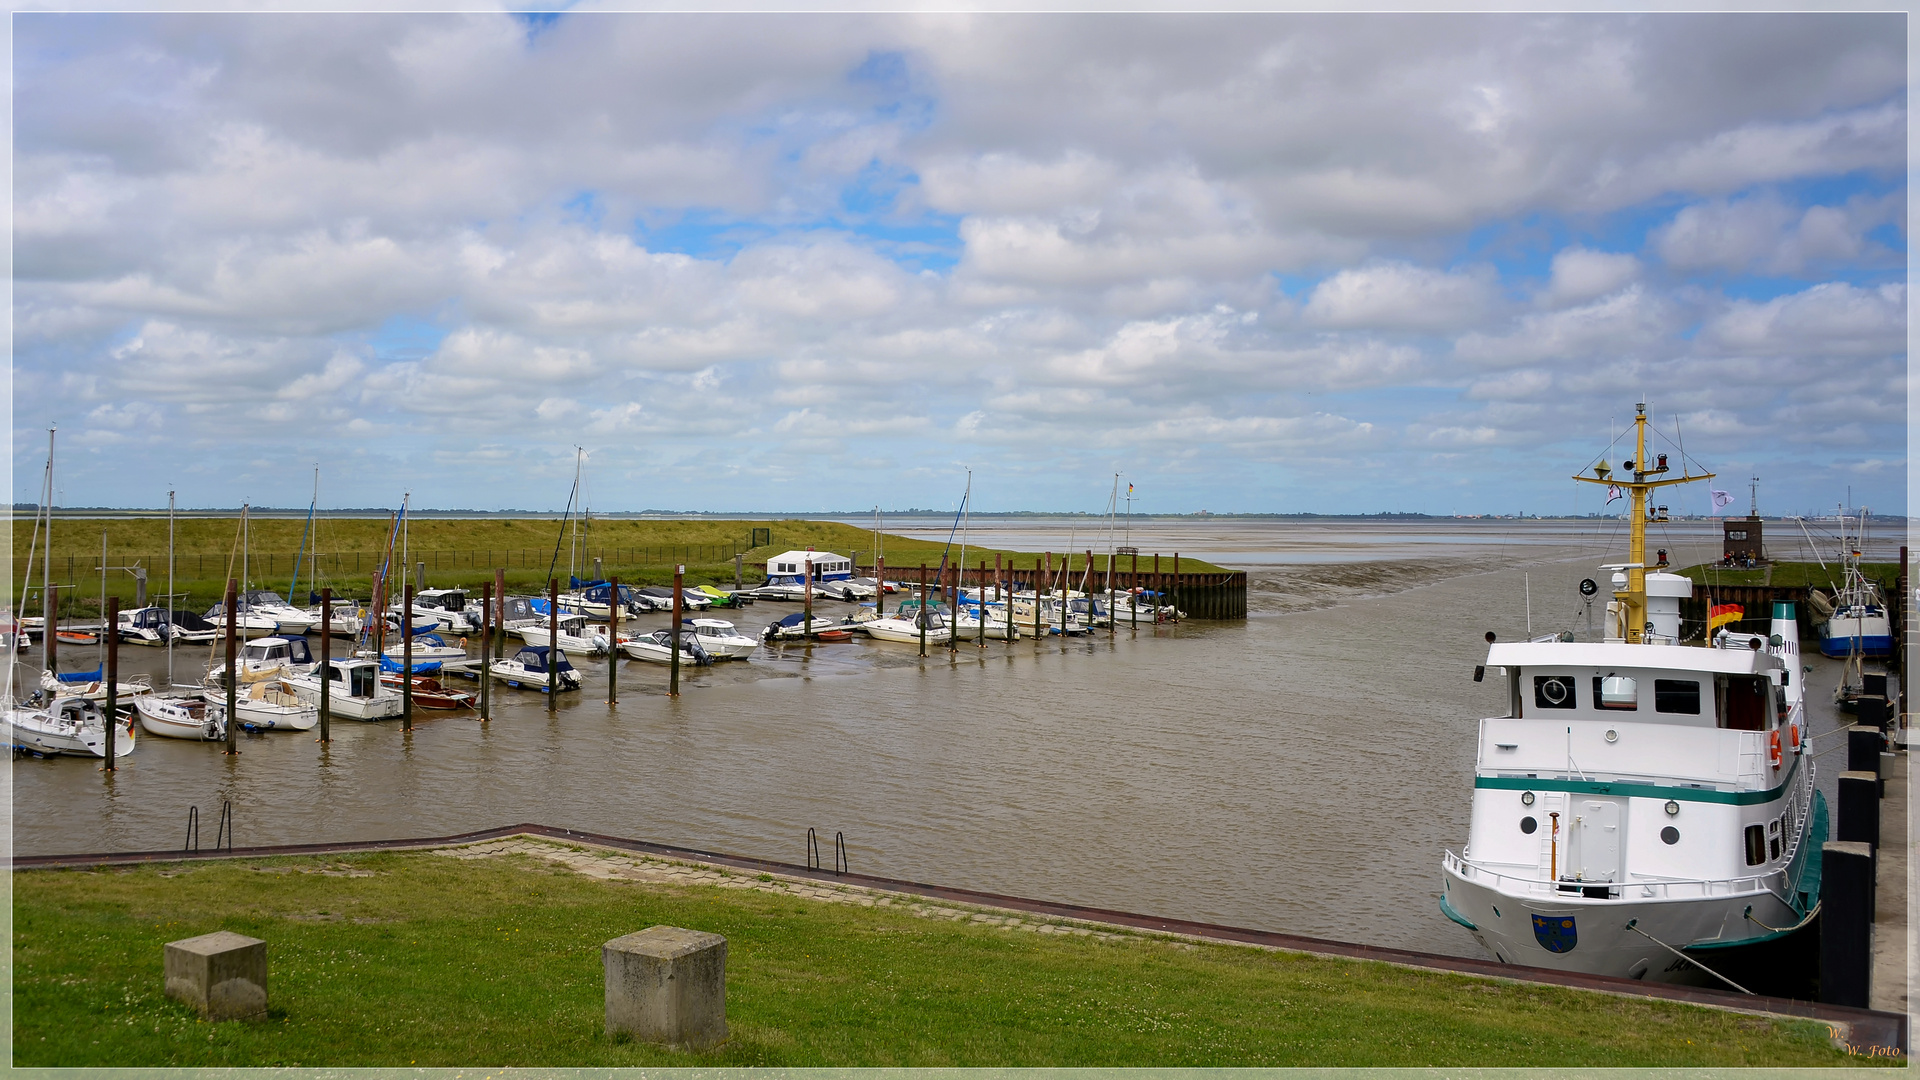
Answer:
[
  {"xmin": 1604, "ymin": 728, "xmax": 1619, "ymax": 743},
  {"xmin": 1521, "ymin": 816, "xmax": 1538, "ymax": 834},
  {"xmin": 1660, "ymin": 826, "xmax": 1679, "ymax": 845}
]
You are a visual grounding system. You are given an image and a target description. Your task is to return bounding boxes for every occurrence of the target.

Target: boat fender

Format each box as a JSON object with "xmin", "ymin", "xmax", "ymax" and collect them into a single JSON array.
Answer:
[
  {"xmin": 1789, "ymin": 723, "xmax": 1801, "ymax": 751},
  {"xmin": 1769, "ymin": 730, "xmax": 1782, "ymax": 769}
]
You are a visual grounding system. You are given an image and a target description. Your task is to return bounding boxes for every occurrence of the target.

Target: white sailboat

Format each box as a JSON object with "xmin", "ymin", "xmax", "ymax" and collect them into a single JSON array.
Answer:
[{"xmin": 134, "ymin": 694, "xmax": 226, "ymax": 741}]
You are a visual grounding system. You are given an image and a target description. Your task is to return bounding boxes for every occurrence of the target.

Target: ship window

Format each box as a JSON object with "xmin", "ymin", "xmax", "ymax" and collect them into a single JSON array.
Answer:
[
  {"xmin": 1593, "ymin": 675, "xmax": 1638, "ymax": 710},
  {"xmin": 1520, "ymin": 816, "xmax": 1537, "ymax": 834},
  {"xmin": 1744, "ymin": 825, "xmax": 1766, "ymax": 866},
  {"xmin": 1654, "ymin": 680, "xmax": 1700, "ymax": 714},
  {"xmin": 1533, "ymin": 676, "xmax": 1577, "ymax": 710},
  {"xmin": 1769, "ymin": 834, "xmax": 1781, "ymax": 860},
  {"xmin": 1721, "ymin": 676, "xmax": 1768, "ymax": 730},
  {"xmin": 1661, "ymin": 826, "xmax": 1679, "ymax": 845}
]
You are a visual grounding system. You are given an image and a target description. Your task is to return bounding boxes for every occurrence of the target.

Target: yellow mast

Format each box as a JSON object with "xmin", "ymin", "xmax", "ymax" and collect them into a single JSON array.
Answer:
[{"xmin": 1572, "ymin": 402, "xmax": 1712, "ymax": 643}]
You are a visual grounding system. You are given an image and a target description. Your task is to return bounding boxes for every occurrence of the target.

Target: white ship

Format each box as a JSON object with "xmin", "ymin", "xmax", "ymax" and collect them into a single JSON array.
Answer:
[{"xmin": 1440, "ymin": 402, "xmax": 1822, "ymax": 987}]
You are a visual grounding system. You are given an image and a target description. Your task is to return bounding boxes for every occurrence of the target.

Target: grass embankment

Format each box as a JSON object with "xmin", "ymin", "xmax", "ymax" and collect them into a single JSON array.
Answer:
[
  {"xmin": 1678, "ymin": 561, "xmax": 1899, "ymax": 592},
  {"xmin": 13, "ymin": 518, "xmax": 1224, "ymax": 617},
  {"xmin": 13, "ymin": 847, "xmax": 1867, "ymax": 1067}
]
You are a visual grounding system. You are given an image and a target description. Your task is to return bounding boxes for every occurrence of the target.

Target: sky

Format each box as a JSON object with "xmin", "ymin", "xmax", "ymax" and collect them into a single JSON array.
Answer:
[{"xmin": 9, "ymin": 11, "xmax": 1909, "ymax": 516}]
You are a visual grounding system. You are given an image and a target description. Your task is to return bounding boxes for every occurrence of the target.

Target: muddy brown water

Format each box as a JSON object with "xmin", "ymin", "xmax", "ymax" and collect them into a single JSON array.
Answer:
[{"xmin": 8, "ymin": 520, "xmax": 1886, "ymax": 956}]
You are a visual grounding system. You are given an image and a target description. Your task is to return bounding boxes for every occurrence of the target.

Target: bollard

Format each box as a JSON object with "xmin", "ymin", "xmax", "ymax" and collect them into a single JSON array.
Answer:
[
  {"xmin": 1857, "ymin": 696, "xmax": 1889, "ymax": 731},
  {"xmin": 165, "ymin": 931, "xmax": 268, "ymax": 1021},
  {"xmin": 604, "ymin": 926, "xmax": 726, "ymax": 1049},
  {"xmin": 1847, "ymin": 725, "xmax": 1882, "ymax": 774},
  {"xmin": 1863, "ymin": 672, "xmax": 1888, "ymax": 699},
  {"xmin": 1818, "ymin": 841, "xmax": 1874, "ymax": 1008},
  {"xmin": 1836, "ymin": 770, "xmax": 1880, "ymax": 856},
  {"xmin": 318, "ymin": 588, "xmax": 331, "ymax": 742}
]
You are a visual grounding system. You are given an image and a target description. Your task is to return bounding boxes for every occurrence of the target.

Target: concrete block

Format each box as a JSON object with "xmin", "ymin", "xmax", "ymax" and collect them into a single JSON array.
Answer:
[
  {"xmin": 164, "ymin": 931, "xmax": 267, "ymax": 1020},
  {"xmin": 604, "ymin": 926, "xmax": 727, "ymax": 1049}
]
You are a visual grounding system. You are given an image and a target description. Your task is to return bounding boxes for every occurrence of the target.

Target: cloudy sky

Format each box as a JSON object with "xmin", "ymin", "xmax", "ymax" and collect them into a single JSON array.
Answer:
[{"xmin": 11, "ymin": 12, "xmax": 1907, "ymax": 515}]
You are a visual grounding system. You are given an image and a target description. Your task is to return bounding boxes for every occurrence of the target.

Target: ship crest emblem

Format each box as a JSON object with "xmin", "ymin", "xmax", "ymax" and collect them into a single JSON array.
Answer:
[{"xmin": 1532, "ymin": 914, "xmax": 1577, "ymax": 953}]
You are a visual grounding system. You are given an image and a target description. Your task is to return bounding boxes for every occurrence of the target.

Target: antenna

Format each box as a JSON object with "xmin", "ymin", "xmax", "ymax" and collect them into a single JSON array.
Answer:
[{"xmin": 1750, "ymin": 475, "xmax": 1760, "ymax": 518}]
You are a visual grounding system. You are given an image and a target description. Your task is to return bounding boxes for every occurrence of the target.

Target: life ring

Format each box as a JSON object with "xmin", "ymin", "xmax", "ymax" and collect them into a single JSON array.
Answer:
[{"xmin": 1769, "ymin": 729, "xmax": 1782, "ymax": 769}]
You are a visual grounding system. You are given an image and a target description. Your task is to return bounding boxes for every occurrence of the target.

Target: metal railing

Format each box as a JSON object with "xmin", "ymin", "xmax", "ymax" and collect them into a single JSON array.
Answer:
[{"xmin": 1443, "ymin": 849, "xmax": 1791, "ymax": 904}]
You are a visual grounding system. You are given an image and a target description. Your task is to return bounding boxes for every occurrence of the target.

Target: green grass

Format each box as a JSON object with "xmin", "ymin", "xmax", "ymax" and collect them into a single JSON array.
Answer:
[
  {"xmin": 12, "ymin": 849, "xmax": 1872, "ymax": 1067},
  {"xmin": 14, "ymin": 517, "xmax": 1225, "ymax": 615},
  {"xmin": 1678, "ymin": 561, "xmax": 1900, "ymax": 591}
]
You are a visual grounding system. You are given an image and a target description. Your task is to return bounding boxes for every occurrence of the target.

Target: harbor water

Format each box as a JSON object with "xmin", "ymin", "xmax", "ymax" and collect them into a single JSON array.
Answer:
[{"xmin": 7, "ymin": 520, "xmax": 1891, "ymax": 958}]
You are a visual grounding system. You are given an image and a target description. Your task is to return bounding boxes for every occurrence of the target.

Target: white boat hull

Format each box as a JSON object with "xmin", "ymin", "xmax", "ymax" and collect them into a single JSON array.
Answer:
[
  {"xmin": 135, "ymin": 696, "xmax": 224, "ymax": 741},
  {"xmin": 488, "ymin": 659, "xmax": 582, "ymax": 691},
  {"xmin": 862, "ymin": 618, "xmax": 953, "ymax": 645},
  {"xmin": 5, "ymin": 700, "xmax": 136, "ymax": 758},
  {"xmin": 282, "ymin": 676, "xmax": 405, "ymax": 720},
  {"xmin": 516, "ymin": 627, "xmax": 603, "ymax": 656}
]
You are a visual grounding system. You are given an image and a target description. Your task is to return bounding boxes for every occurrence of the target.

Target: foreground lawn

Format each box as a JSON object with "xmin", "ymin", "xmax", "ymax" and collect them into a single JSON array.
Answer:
[{"xmin": 14, "ymin": 849, "xmax": 1867, "ymax": 1067}]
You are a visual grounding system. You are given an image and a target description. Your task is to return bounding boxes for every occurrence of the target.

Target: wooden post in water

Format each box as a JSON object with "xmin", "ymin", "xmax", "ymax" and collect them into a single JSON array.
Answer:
[
  {"xmin": 402, "ymin": 586, "xmax": 414, "ymax": 730},
  {"xmin": 1130, "ymin": 551, "xmax": 1139, "ymax": 631},
  {"xmin": 670, "ymin": 565, "xmax": 683, "ymax": 697},
  {"xmin": 918, "ymin": 563, "xmax": 928, "ymax": 657},
  {"xmin": 1037, "ymin": 553, "xmax": 1049, "ymax": 640},
  {"xmin": 223, "ymin": 578, "xmax": 238, "ymax": 755},
  {"xmin": 477, "ymin": 580, "xmax": 490, "ymax": 723},
  {"xmin": 547, "ymin": 577, "xmax": 559, "ymax": 706},
  {"xmin": 979, "ymin": 559, "xmax": 989, "ymax": 648},
  {"xmin": 606, "ymin": 575, "xmax": 619, "ymax": 705},
  {"xmin": 876, "ymin": 555, "xmax": 886, "ymax": 615},
  {"xmin": 318, "ymin": 587, "xmax": 332, "ymax": 743},
  {"xmin": 493, "ymin": 567, "xmax": 506, "ymax": 696},
  {"xmin": 1172, "ymin": 553, "xmax": 1181, "ymax": 622},
  {"xmin": 103, "ymin": 596, "xmax": 118, "ymax": 771},
  {"xmin": 803, "ymin": 555, "xmax": 813, "ymax": 638}
]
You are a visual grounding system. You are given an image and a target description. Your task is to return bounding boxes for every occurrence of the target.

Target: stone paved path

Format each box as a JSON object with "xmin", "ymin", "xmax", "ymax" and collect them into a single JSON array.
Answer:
[{"xmin": 432, "ymin": 835, "xmax": 1130, "ymax": 942}]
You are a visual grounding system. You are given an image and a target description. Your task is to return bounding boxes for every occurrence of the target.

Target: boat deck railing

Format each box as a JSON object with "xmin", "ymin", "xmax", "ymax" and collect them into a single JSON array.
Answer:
[{"xmin": 1444, "ymin": 850, "xmax": 1791, "ymax": 904}]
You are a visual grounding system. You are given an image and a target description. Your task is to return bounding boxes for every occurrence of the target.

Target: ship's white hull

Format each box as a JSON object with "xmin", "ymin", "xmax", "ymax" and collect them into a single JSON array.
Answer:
[
  {"xmin": 4, "ymin": 703, "xmax": 136, "ymax": 758},
  {"xmin": 134, "ymin": 696, "xmax": 225, "ymax": 740},
  {"xmin": 488, "ymin": 659, "xmax": 582, "ymax": 691},
  {"xmin": 1441, "ymin": 857, "xmax": 1804, "ymax": 983},
  {"xmin": 282, "ymin": 675, "xmax": 405, "ymax": 720},
  {"xmin": 516, "ymin": 626, "xmax": 603, "ymax": 656},
  {"xmin": 862, "ymin": 618, "xmax": 953, "ymax": 645}
]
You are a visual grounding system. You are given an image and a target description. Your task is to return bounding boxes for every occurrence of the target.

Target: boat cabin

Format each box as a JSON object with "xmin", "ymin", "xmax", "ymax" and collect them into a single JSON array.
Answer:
[
  {"xmin": 244, "ymin": 636, "xmax": 314, "ymax": 669},
  {"xmin": 764, "ymin": 550, "xmax": 854, "ymax": 585},
  {"xmin": 1486, "ymin": 642, "xmax": 1786, "ymax": 731},
  {"xmin": 316, "ymin": 658, "xmax": 381, "ymax": 699},
  {"xmin": 410, "ymin": 588, "xmax": 468, "ymax": 613}
]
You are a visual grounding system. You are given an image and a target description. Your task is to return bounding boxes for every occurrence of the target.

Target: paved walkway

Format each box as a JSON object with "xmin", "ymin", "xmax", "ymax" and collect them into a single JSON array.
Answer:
[
  {"xmin": 432, "ymin": 835, "xmax": 1131, "ymax": 942},
  {"xmin": 1872, "ymin": 745, "xmax": 1910, "ymax": 1016}
]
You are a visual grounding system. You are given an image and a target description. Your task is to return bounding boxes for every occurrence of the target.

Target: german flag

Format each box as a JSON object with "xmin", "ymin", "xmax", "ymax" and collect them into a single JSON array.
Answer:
[{"xmin": 1709, "ymin": 603, "xmax": 1744, "ymax": 632}]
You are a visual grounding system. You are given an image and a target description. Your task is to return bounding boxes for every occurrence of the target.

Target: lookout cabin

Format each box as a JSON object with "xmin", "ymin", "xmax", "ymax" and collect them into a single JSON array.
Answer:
[{"xmin": 763, "ymin": 550, "xmax": 854, "ymax": 586}]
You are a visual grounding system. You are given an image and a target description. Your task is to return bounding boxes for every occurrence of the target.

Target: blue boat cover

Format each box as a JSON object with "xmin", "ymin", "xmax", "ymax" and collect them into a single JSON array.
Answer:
[
  {"xmin": 378, "ymin": 654, "xmax": 443, "ymax": 674},
  {"xmin": 53, "ymin": 667, "xmax": 104, "ymax": 683}
]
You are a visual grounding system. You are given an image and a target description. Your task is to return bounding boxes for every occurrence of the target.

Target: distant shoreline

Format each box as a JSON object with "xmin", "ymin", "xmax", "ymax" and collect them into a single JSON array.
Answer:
[{"xmin": 14, "ymin": 506, "xmax": 1867, "ymax": 523}]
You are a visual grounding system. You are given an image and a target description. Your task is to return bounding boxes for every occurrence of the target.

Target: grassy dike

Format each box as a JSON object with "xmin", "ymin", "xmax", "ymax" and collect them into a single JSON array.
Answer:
[
  {"xmin": 14, "ymin": 517, "xmax": 1224, "ymax": 617},
  {"xmin": 13, "ymin": 846, "xmax": 1870, "ymax": 1068}
]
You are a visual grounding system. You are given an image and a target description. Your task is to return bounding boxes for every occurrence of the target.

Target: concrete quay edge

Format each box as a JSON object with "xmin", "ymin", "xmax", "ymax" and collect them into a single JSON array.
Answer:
[{"xmin": 11, "ymin": 821, "xmax": 1907, "ymax": 1057}]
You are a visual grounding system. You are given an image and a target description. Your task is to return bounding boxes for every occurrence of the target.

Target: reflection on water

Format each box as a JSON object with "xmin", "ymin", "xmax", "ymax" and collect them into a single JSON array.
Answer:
[{"xmin": 10, "ymin": 522, "xmax": 1877, "ymax": 957}]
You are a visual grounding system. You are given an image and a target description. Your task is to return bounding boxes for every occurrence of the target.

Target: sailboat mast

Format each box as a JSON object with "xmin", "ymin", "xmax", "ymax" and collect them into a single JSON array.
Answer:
[
  {"xmin": 42, "ymin": 428, "xmax": 53, "ymax": 673},
  {"xmin": 401, "ymin": 492, "xmax": 410, "ymax": 603},
  {"xmin": 291, "ymin": 466, "xmax": 317, "ymax": 601},
  {"xmin": 167, "ymin": 489, "xmax": 175, "ymax": 686}
]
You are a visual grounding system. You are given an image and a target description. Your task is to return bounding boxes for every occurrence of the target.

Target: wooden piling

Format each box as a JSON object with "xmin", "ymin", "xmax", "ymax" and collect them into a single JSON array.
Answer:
[
  {"xmin": 223, "ymin": 579, "xmax": 238, "ymax": 755},
  {"xmin": 803, "ymin": 555, "xmax": 813, "ymax": 636},
  {"xmin": 477, "ymin": 581, "xmax": 490, "ymax": 723},
  {"xmin": 876, "ymin": 555, "xmax": 886, "ymax": 616},
  {"xmin": 548, "ymin": 578, "xmax": 559, "ymax": 706},
  {"xmin": 670, "ymin": 564, "xmax": 683, "ymax": 697},
  {"xmin": 1172, "ymin": 553, "xmax": 1180, "ymax": 621},
  {"xmin": 607, "ymin": 575, "xmax": 619, "ymax": 705},
  {"xmin": 918, "ymin": 564, "xmax": 928, "ymax": 657},
  {"xmin": 402, "ymin": 586, "xmax": 414, "ymax": 730},
  {"xmin": 103, "ymin": 596, "xmax": 118, "ymax": 771},
  {"xmin": 1131, "ymin": 552, "xmax": 1138, "ymax": 631},
  {"xmin": 319, "ymin": 587, "xmax": 331, "ymax": 742}
]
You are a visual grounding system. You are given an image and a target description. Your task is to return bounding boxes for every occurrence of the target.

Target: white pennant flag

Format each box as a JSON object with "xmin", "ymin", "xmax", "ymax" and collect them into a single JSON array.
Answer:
[
  {"xmin": 1710, "ymin": 489, "xmax": 1734, "ymax": 513},
  {"xmin": 1606, "ymin": 484, "xmax": 1622, "ymax": 504}
]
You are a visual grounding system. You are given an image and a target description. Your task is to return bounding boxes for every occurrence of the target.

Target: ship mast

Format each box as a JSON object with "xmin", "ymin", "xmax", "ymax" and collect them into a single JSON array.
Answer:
[{"xmin": 1572, "ymin": 402, "xmax": 1712, "ymax": 644}]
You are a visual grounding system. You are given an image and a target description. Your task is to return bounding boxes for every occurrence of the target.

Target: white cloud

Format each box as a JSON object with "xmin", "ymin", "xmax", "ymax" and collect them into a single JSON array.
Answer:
[
  {"xmin": 1303, "ymin": 262, "xmax": 1497, "ymax": 333},
  {"xmin": 1652, "ymin": 191, "xmax": 1900, "ymax": 275},
  {"xmin": 1539, "ymin": 248, "xmax": 1640, "ymax": 308},
  {"xmin": 1702, "ymin": 282, "xmax": 1904, "ymax": 358}
]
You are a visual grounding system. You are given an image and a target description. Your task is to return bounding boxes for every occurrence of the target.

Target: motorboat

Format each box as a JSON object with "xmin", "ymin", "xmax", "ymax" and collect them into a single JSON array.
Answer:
[
  {"xmin": 206, "ymin": 635, "xmax": 316, "ymax": 687},
  {"xmin": 634, "ymin": 586, "xmax": 712, "ymax": 612},
  {"xmin": 282, "ymin": 657, "xmax": 405, "ymax": 720},
  {"xmin": 394, "ymin": 588, "xmax": 478, "ymax": 633},
  {"xmin": 211, "ymin": 679, "xmax": 318, "ymax": 732},
  {"xmin": 117, "ymin": 606, "xmax": 219, "ymax": 646},
  {"xmin": 496, "ymin": 596, "xmax": 550, "ymax": 630},
  {"xmin": 517, "ymin": 614, "xmax": 603, "ymax": 656},
  {"xmin": 305, "ymin": 598, "xmax": 365, "ymax": 637},
  {"xmin": 378, "ymin": 673, "xmax": 476, "ymax": 709},
  {"xmin": 686, "ymin": 618, "xmax": 759, "ymax": 659},
  {"xmin": 134, "ymin": 694, "xmax": 225, "ymax": 741},
  {"xmin": 4, "ymin": 694, "xmax": 137, "ymax": 758},
  {"xmin": 621, "ymin": 629, "xmax": 712, "ymax": 666},
  {"xmin": 379, "ymin": 632, "xmax": 471, "ymax": 665},
  {"xmin": 1441, "ymin": 402, "xmax": 1822, "ymax": 985},
  {"xmin": 761, "ymin": 612, "xmax": 861, "ymax": 641},
  {"xmin": 206, "ymin": 589, "xmax": 318, "ymax": 637},
  {"xmin": 39, "ymin": 666, "xmax": 154, "ymax": 702},
  {"xmin": 1104, "ymin": 589, "xmax": 1179, "ymax": 625},
  {"xmin": 861, "ymin": 607, "xmax": 953, "ymax": 645},
  {"xmin": 489, "ymin": 645, "xmax": 581, "ymax": 692},
  {"xmin": 692, "ymin": 585, "xmax": 753, "ymax": 607},
  {"xmin": 382, "ymin": 609, "xmax": 444, "ymax": 638}
]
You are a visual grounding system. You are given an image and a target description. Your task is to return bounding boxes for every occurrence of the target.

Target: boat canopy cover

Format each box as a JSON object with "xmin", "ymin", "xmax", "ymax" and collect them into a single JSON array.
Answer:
[
  {"xmin": 379, "ymin": 654, "xmax": 443, "ymax": 674},
  {"xmin": 52, "ymin": 667, "xmax": 104, "ymax": 683},
  {"xmin": 512, "ymin": 645, "xmax": 574, "ymax": 673}
]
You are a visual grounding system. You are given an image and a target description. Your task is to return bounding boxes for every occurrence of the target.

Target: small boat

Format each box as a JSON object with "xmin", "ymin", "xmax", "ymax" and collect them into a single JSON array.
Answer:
[
  {"xmin": 283, "ymin": 657, "xmax": 405, "ymax": 720},
  {"xmin": 39, "ymin": 666, "xmax": 154, "ymax": 702},
  {"xmin": 206, "ymin": 588, "xmax": 318, "ymax": 637},
  {"xmin": 634, "ymin": 586, "xmax": 712, "ymax": 612},
  {"xmin": 206, "ymin": 635, "xmax": 316, "ymax": 687},
  {"xmin": 55, "ymin": 628, "xmax": 100, "ymax": 646},
  {"xmin": 686, "ymin": 618, "xmax": 759, "ymax": 659},
  {"xmin": 517, "ymin": 615, "xmax": 603, "ymax": 656},
  {"xmin": 118, "ymin": 606, "xmax": 219, "ymax": 645},
  {"xmin": 379, "ymin": 632, "xmax": 471, "ymax": 665},
  {"xmin": 1814, "ymin": 508, "xmax": 1892, "ymax": 660},
  {"xmin": 134, "ymin": 694, "xmax": 225, "ymax": 741},
  {"xmin": 621, "ymin": 629, "xmax": 712, "ymax": 666},
  {"xmin": 490, "ymin": 645, "xmax": 581, "ymax": 692},
  {"xmin": 692, "ymin": 584, "xmax": 752, "ymax": 607},
  {"xmin": 381, "ymin": 610, "xmax": 444, "ymax": 637},
  {"xmin": 211, "ymin": 679, "xmax": 318, "ymax": 732},
  {"xmin": 761, "ymin": 612, "xmax": 862, "ymax": 641},
  {"xmin": 4, "ymin": 694, "xmax": 137, "ymax": 758},
  {"xmin": 861, "ymin": 609, "xmax": 953, "ymax": 645},
  {"xmin": 378, "ymin": 673, "xmax": 476, "ymax": 709},
  {"xmin": 305, "ymin": 598, "xmax": 365, "ymax": 637},
  {"xmin": 496, "ymin": 595, "xmax": 550, "ymax": 630},
  {"xmin": 389, "ymin": 588, "xmax": 479, "ymax": 634}
]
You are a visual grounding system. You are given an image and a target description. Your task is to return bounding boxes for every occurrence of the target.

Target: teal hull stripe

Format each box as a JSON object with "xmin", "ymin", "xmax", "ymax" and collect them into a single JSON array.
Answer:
[
  {"xmin": 1438, "ymin": 893, "xmax": 1477, "ymax": 931},
  {"xmin": 1475, "ymin": 756, "xmax": 1800, "ymax": 806}
]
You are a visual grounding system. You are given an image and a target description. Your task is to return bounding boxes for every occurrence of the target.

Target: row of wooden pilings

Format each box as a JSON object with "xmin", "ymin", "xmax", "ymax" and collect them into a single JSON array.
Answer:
[{"xmin": 855, "ymin": 552, "xmax": 1248, "ymax": 620}]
